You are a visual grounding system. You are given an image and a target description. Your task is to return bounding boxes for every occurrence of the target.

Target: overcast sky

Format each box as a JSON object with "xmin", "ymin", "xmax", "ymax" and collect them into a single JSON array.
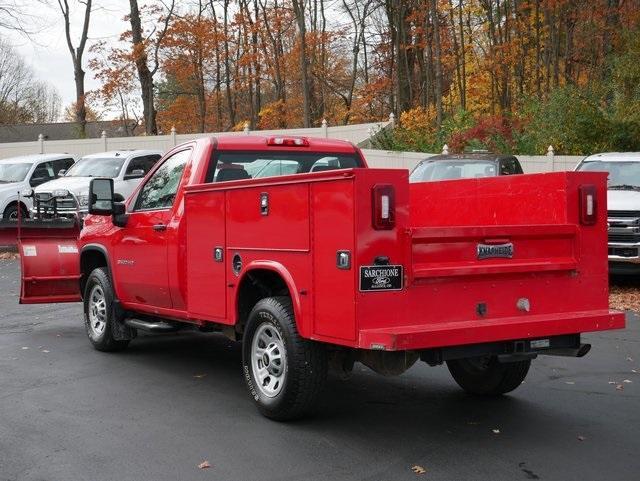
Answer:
[{"xmin": 6, "ymin": 1, "xmax": 130, "ymax": 111}]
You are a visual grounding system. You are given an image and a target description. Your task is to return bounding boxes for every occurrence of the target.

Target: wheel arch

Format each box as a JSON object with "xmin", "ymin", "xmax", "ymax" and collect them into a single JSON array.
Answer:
[
  {"xmin": 234, "ymin": 261, "xmax": 304, "ymax": 336},
  {"xmin": 80, "ymin": 244, "xmax": 112, "ymax": 297},
  {"xmin": 2, "ymin": 200, "xmax": 29, "ymax": 217}
]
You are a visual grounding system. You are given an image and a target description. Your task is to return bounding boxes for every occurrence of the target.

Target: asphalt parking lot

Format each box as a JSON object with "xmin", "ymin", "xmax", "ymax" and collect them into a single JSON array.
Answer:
[{"xmin": 1, "ymin": 257, "xmax": 639, "ymax": 481}]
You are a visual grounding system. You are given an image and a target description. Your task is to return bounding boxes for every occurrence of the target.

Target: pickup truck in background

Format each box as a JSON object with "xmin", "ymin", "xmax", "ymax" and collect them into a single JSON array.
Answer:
[
  {"xmin": 576, "ymin": 152, "xmax": 640, "ymax": 274},
  {"xmin": 18, "ymin": 136, "xmax": 624, "ymax": 420},
  {"xmin": 31, "ymin": 150, "xmax": 162, "ymax": 220},
  {"xmin": 0, "ymin": 154, "xmax": 76, "ymax": 220},
  {"xmin": 410, "ymin": 152, "xmax": 523, "ymax": 183}
]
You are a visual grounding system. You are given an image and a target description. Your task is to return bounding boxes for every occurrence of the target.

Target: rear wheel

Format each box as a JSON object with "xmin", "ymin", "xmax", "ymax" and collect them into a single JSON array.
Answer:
[
  {"xmin": 3, "ymin": 203, "xmax": 28, "ymax": 220},
  {"xmin": 447, "ymin": 356, "xmax": 530, "ymax": 395},
  {"xmin": 242, "ymin": 296, "xmax": 327, "ymax": 421},
  {"xmin": 83, "ymin": 267, "xmax": 129, "ymax": 352}
]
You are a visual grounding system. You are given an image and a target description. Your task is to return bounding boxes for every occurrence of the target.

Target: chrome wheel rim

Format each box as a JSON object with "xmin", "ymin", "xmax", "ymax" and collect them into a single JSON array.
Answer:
[
  {"xmin": 251, "ymin": 323, "xmax": 287, "ymax": 398},
  {"xmin": 88, "ymin": 285, "xmax": 107, "ymax": 339}
]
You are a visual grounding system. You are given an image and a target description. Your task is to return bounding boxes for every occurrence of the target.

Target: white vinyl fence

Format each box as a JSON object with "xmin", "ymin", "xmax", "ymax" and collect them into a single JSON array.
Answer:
[
  {"xmin": 0, "ymin": 119, "xmax": 584, "ymax": 173},
  {"xmin": 0, "ymin": 121, "xmax": 387, "ymax": 159},
  {"xmin": 362, "ymin": 146, "xmax": 584, "ymax": 173}
]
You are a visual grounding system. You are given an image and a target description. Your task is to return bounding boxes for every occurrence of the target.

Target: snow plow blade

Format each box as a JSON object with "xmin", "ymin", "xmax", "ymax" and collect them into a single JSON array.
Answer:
[{"xmin": 18, "ymin": 219, "xmax": 81, "ymax": 304}]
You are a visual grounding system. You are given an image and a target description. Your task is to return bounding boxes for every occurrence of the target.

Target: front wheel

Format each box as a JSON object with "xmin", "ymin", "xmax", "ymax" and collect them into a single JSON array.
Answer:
[
  {"xmin": 83, "ymin": 267, "xmax": 130, "ymax": 352},
  {"xmin": 447, "ymin": 356, "xmax": 530, "ymax": 395},
  {"xmin": 242, "ymin": 296, "xmax": 327, "ymax": 421},
  {"xmin": 3, "ymin": 203, "xmax": 28, "ymax": 220}
]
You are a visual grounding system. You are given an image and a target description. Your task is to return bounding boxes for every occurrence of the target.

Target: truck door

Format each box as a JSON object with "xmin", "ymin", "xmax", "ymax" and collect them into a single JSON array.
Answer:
[{"xmin": 113, "ymin": 149, "xmax": 191, "ymax": 309}]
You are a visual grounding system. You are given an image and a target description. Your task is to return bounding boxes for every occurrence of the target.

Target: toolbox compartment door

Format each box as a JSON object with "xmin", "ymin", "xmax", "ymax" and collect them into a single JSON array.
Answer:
[{"xmin": 18, "ymin": 220, "xmax": 81, "ymax": 304}]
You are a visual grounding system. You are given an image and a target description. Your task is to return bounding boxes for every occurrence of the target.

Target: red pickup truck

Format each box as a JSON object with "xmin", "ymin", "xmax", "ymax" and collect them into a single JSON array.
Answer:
[{"xmin": 18, "ymin": 135, "xmax": 624, "ymax": 420}]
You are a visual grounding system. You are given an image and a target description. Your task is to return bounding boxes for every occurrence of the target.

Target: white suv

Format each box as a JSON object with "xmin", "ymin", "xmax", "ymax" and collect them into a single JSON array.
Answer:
[
  {"xmin": 0, "ymin": 153, "xmax": 76, "ymax": 220},
  {"xmin": 32, "ymin": 150, "xmax": 162, "ymax": 218}
]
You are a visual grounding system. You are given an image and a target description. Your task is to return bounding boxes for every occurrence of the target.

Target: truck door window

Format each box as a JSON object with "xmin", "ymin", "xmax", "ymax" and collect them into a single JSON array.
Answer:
[
  {"xmin": 126, "ymin": 155, "xmax": 161, "ymax": 177},
  {"xmin": 135, "ymin": 149, "xmax": 191, "ymax": 211},
  {"xmin": 207, "ymin": 152, "xmax": 362, "ymax": 183},
  {"xmin": 51, "ymin": 158, "xmax": 74, "ymax": 177},
  {"xmin": 30, "ymin": 162, "xmax": 56, "ymax": 187},
  {"xmin": 499, "ymin": 158, "xmax": 522, "ymax": 175}
]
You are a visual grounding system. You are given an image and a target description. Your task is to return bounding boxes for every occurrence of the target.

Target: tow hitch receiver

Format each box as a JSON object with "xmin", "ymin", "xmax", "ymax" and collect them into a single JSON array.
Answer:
[{"xmin": 420, "ymin": 334, "xmax": 589, "ymax": 366}]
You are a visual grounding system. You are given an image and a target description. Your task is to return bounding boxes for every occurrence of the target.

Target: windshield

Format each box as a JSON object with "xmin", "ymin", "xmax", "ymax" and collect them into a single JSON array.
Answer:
[
  {"xmin": 410, "ymin": 160, "xmax": 497, "ymax": 182},
  {"xmin": 577, "ymin": 161, "xmax": 640, "ymax": 190},
  {"xmin": 0, "ymin": 163, "xmax": 32, "ymax": 183},
  {"xmin": 64, "ymin": 157, "xmax": 126, "ymax": 178}
]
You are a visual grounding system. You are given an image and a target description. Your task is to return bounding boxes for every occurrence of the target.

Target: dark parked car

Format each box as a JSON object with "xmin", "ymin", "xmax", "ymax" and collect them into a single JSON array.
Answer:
[{"xmin": 409, "ymin": 152, "xmax": 524, "ymax": 183}]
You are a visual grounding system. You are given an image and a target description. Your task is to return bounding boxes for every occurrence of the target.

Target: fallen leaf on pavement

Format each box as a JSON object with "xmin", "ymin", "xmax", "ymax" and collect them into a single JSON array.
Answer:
[
  {"xmin": 577, "ymin": 436, "xmax": 586, "ymax": 441},
  {"xmin": 411, "ymin": 465, "xmax": 426, "ymax": 475},
  {"xmin": 198, "ymin": 461, "xmax": 211, "ymax": 469}
]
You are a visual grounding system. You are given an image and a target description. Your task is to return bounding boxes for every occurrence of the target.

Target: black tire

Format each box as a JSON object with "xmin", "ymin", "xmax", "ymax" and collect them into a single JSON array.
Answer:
[
  {"xmin": 3, "ymin": 203, "xmax": 28, "ymax": 221},
  {"xmin": 242, "ymin": 296, "xmax": 327, "ymax": 421},
  {"xmin": 447, "ymin": 356, "xmax": 530, "ymax": 395},
  {"xmin": 83, "ymin": 267, "xmax": 130, "ymax": 352}
]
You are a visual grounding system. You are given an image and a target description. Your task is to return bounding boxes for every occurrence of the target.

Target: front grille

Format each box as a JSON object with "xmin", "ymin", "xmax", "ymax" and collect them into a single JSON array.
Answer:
[
  {"xmin": 609, "ymin": 234, "xmax": 640, "ymax": 243},
  {"xmin": 608, "ymin": 210, "xmax": 640, "ymax": 217},
  {"xmin": 56, "ymin": 195, "xmax": 77, "ymax": 210},
  {"xmin": 34, "ymin": 193, "xmax": 77, "ymax": 211},
  {"xmin": 607, "ymin": 210, "xmax": 640, "ymax": 244}
]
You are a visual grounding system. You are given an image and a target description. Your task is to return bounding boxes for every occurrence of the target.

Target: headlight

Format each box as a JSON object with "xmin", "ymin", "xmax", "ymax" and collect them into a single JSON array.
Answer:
[
  {"xmin": 52, "ymin": 189, "xmax": 69, "ymax": 198},
  {"xmin": 76, "ymin": 194, "xmax": 89, "ymax": 207}
]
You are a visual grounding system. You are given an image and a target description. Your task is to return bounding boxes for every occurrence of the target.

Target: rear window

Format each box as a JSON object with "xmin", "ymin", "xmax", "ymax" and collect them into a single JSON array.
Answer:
[
  {"xmin": 410, "ymin": 160, "xmax": 497, "ymax": 182},
  {"xmin": 206, "ymin": 151, "xmax": 362, "ymax": 183}
]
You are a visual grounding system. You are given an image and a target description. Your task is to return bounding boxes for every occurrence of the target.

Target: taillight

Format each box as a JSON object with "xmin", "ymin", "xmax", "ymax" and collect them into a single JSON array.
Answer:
[
  {"xmin": 579, "ymin": 184, "xmax": 597, "ymax": 225},
  {"xmin": 267, "ymin": 136, "xmax": 309, "ymax": 147},
  {"xmin": 372, "ymin": 184, "xmax": 395, "ymax": 230}
]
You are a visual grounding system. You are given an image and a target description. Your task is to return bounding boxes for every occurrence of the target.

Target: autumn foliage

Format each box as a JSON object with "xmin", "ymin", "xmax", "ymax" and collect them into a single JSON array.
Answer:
[{"xmin": 85, "ymin": 0, "xmax": 640, "ymax": 154}]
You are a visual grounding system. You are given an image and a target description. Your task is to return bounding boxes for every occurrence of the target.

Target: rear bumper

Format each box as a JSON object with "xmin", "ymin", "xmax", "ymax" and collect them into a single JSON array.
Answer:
[{"xmin": 358, "ymin": 309, "xmax": 625, "ymax": 351}]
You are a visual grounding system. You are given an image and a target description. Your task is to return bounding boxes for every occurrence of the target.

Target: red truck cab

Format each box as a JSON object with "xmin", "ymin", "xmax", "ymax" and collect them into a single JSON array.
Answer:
[{"xmin": 18, "ymin": 135, "xmax": 625, "ymax": 420}]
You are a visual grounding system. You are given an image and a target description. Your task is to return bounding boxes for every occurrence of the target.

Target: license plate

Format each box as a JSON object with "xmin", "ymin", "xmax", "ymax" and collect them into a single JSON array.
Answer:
[
  {"xmin": 530, "ymin": 339, "xmax": 550, "ymax": 349},
  {"xmin": 359, "ymin": 265, "xmax": 403, "ymax": 292}
]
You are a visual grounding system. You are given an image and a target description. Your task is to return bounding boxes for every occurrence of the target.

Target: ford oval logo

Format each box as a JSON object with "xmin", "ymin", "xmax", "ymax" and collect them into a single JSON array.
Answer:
[{"xmin": 372, "ymin": 276, "xmax": 391, "ymax": 287}]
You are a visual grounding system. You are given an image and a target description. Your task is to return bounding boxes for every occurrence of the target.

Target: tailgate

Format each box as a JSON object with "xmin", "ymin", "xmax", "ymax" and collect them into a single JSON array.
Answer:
[{"xmin": 355, "ymin": 171, "xmax": 624, "ymax": 350}]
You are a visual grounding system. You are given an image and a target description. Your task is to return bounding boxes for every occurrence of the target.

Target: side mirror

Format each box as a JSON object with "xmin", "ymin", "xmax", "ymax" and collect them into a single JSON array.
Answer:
[
  {"xmin": 124, "ymin": 169, "xmax": 145, "ymax": 180},
  {"xmin": 89, "ymin": 178, "xmax": 114, "ymax": 215},
  {"xmin": 57, "ymin": 169, "xmax": 67, "ymax": 177}
]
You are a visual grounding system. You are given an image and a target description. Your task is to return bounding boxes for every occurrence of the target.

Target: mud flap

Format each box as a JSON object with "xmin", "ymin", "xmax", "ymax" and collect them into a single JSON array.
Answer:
[{"xmin": 18, "ymin": 219, "xmax": 81, "ymax": 304}]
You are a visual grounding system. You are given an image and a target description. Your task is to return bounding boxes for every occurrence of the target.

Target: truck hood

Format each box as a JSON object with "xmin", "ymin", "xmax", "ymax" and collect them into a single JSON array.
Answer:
[
  {"xmin": 34, "ymin": 177, "xmax": 92, "ymax": 195},
  {"xmin": 607, "ymin": 190, "xmax": 640, "ymax": 212}
]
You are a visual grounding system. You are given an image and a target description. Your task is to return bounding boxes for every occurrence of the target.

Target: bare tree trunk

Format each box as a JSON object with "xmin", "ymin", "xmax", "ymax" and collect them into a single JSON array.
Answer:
[
  {"xmin": 292, "ymin": 0, "xmax": 312, "ymax": 127},
  {"xmin": 129, "ymin": 0, "xmax": 174, "ymax": 135},
  {"xmin": 431, "ymin": 0, "xmax": 443, "ymax": 126},
  {"xmin": 458, "ymin": 0, "xmax": 466, "ymax": 110},
  {"xmin": 58, "ymin": 0, "xmax": 92, "ymax": 137},
  {"xmin": 223, "ymin": 0, "xmax": 236, "ymax": 129}
]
